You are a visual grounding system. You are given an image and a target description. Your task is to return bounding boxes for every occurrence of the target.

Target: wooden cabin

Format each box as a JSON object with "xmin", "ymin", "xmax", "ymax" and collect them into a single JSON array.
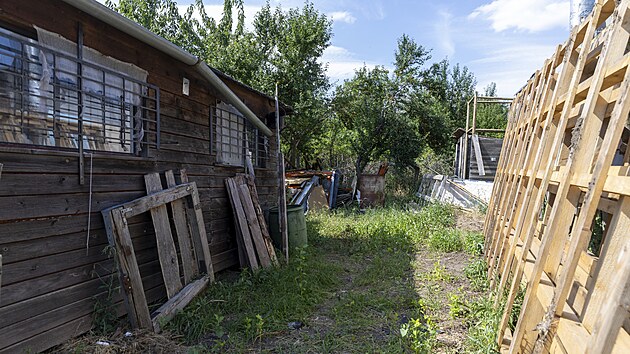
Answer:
[{"xmin": 0, "ymin": 1, "xmax": 288, "ymax": 351}]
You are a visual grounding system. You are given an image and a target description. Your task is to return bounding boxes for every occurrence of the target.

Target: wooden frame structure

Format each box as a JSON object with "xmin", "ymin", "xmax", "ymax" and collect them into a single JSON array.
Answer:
[
  {"xmin": 456, "ymin": 93, "xmax": 512, "ymax": 180},
  {"xmin": 102, "ymin": 170, "xmax": 213, "ymax": 332},
  {"xmin": 484, "ymin": 0, "xmax": 630, "ymax": 352}
]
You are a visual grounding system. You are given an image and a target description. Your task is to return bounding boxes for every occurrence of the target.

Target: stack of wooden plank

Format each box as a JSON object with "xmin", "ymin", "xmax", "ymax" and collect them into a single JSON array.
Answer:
[
  {"xmin": 225, "ymin": 175, "xmax": 279, "ymax": 270},
  {"xmin": 484, "ymin": 0, "xmax": 630, "ymax": 352},
  {"xmin": 102, "ymin": 170, "xmax": 213, "ymax": 332}
]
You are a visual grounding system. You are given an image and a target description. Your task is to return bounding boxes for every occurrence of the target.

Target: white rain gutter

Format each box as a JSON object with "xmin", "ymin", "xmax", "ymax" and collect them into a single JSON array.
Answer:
[{"xmin": 61, "ymin": 0, "xmax": 273, "ymax": 137}]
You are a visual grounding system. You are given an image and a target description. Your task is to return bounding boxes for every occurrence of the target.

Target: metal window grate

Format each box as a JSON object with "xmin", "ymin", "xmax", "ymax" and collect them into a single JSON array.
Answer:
[
  {"xmin": 211, "ymin": 102, "xmax": 268, "ymax": 168},
  {"xmin": 0, "ymin": 28, "xmax": 159, "ymax": 155}
]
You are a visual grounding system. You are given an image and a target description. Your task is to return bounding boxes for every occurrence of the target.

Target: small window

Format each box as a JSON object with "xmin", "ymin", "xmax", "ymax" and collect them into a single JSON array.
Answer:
[
  {"xmin": 0, "ymin": 26, "xmax": 160, "ymax": 155},
  {"xmin": 212, "ymin": 102, "xmax": 268, "ymax": 168}
]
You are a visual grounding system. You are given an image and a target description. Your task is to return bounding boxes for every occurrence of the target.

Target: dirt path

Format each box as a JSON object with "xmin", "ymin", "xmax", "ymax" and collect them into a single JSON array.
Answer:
[{"xmin": 255, "ymin": 210, "xmax": 486, "ymax": 353}]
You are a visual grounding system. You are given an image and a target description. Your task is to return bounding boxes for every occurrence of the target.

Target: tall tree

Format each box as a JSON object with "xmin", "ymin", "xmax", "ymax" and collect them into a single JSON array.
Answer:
[
  {"xmin": 332, "ymin": 35, "xmax": 428, "ymax": 181},
  {"xmin": 251, "ymin": 2, "xmax": 332, "ymax": 167},
  {"xmin": 109, "ymin": 0, "xmax": 333, "ymax": 169}
]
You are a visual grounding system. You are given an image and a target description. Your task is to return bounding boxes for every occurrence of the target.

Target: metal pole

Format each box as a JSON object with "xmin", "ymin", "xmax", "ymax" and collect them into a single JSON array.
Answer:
[{"xmin": 275, "ymin": 84, "xmax": 288, "ymax": 262}]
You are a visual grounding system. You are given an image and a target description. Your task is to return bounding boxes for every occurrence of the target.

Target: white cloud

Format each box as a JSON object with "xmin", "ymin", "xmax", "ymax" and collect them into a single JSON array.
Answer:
[
  {"xmin": 469, "ymin": 0, "xmax": 570, "ymax": 32},
  {"xmin": 434, "ymin": 9, "xmax": 455, "ymax": 57},
  {"xmin": 319, "ymin": 45, "xmax": 386, "ymax": 84},
  {"xmin": 177, "ymin": 4, "xmax": 261, "ymax": 31},
  {"xmin": 470, "ymin": 43, "xmax": 558, "ymax": 95},
  {"xmin": 329, "ymin": 11, "xmax": 357, "ymax": 24}
]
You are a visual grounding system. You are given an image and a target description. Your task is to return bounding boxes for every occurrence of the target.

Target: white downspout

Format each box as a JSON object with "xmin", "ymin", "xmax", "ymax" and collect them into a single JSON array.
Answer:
[{"xmin": 61, "ymin": 0, "xmax": 273, "ymax": 137}]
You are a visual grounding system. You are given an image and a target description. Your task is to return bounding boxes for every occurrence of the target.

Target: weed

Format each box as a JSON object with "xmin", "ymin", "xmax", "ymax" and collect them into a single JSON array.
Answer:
[
  {"xmin": 91, "ymin": 245, "xmax": 120, "ymax": 335},
  {"xmin": 464, "ymin": 232, "xmax": 485, "ymax": 256},
  {"xmin": 464, "ymin": 295, "xmax": 501, "ymax": 354},
  {"xmin": 448, "ymin": 291, "xmax": 469, "ymax": 319},
  {"xmin": 424, "ymin": 261, "xmax": 454, "ymax": 283},
  {"xmin": 509, "ymin": 285, "xmax": 526, "ymax": 331},
  {"xmin": 465, "ymin": 258, "xmax": 490, "ymax": 292},
  {"xmin": 160, "ymin": 202, "xmax": 494, "ymax": 352},
  {"xmin": 165, "ymin": 244, "xmax": 339, "ymax": 347},
  {"xmin": 400, "ymin": 314, "xmax": 437, "ymax": 353},
  {"xmin": 429, "ymin": 228, "xmax": 463, "ymax": 252}
]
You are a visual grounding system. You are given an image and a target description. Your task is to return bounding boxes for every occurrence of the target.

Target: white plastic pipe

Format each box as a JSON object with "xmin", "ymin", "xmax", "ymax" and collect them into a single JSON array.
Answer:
[{"xmin": 61, "ymin": 0, "xmax": 273, "ymax": 137}]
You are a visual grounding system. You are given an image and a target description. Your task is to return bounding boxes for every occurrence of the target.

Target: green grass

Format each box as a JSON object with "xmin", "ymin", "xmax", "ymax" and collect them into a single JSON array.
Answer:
[{"xmin": 163, "ymin": 203, "xmax": 497, "ymax": 353}]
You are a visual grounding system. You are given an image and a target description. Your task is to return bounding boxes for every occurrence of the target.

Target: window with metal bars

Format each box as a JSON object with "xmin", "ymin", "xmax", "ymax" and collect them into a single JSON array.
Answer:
[
  {"xmin": 212, "ymin": 102, "xmax": 268, "ymax": 168},
  {"xmin": 0, "ymin": 26, "xmax": 159, "ymax": 155}
]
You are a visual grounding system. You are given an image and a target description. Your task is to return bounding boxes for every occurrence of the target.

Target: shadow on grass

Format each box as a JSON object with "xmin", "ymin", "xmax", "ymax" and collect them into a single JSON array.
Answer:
[{"xmin": 166, "ymin": 203, "xmax": 484, "ymax": 353}]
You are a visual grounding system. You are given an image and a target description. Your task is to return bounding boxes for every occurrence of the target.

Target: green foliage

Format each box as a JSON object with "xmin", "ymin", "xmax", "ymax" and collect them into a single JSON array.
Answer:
[
  {"xmin": 252, "ymin": 2, "xmax": 333, "ymax": 167},
  {"xmin": 165, "ymin": 245, "xmax": 339, "ymax": 347},
  {"xmin": 400, "ymin": 315, "xmax": 437, "ymax": 353},
  {"xmin": 110, "ymin": 0, "xmax": 332, "ymax": 168},
  {"xmin": 464, "ymin": 296, "xmax": 501, "ymax": 354},
  {"xmin": 465, "ymin": 258, "xmax": 490, "ymax": 292},
  {"xmin": 428, "ymin": 228, "xmax": 463, "ymax": 253},
  {"xmin": 476, "ymin": 82, "xmax": 509, "ymax": 138},
  {"xmin": 464, "ymin": 231, "xmax": 485, "ymax": 256},
  {"xmin": 424, "ymin": 261, "xmax": 454, "ymax": 283}
]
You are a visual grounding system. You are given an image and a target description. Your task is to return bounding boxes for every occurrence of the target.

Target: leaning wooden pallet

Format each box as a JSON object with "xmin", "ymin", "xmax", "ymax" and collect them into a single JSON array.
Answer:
[
  {"xmin": 102, "ymin": 170, "xmax": 214, "ymax": 332},
  {"xmin": 485, "ymin": 0, "xmax": 630, "ymax": 352}
]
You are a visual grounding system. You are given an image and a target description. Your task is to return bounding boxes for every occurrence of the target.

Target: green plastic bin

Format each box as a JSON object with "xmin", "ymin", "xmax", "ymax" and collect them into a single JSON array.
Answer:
[{"xmin": 268, "ymin": 205, "xmax": 308, "ymax": 249}]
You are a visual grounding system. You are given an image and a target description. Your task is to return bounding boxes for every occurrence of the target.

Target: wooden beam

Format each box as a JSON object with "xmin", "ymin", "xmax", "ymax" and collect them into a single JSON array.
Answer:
[
  {"xmin": 237, "ymin": 183, "xmax": 272, "ymax": 268},
  {"xmin": 102, "ymin": 183, "xmax": 193, "ymax": 219},
  {"xmin": 152, "ymin": 276, "xmax": 210, "ymax": 333},
  {"xmin": 145, "ymin": 173, "xmax": 183, "ymax": 299},
  {"xmin": 225, "ymin": 178, "xmax": 259, "ymax": 270},
  {"xmin": 165, "ymin": 170, "xmax": 197, "ymax": 283}
]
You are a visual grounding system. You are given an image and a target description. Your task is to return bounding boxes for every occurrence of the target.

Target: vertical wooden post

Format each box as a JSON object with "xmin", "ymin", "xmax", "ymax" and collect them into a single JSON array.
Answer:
[
  {"xmin": 275, "ymin": 84, "xmax": 289, "ymax": 262},
  {"xmin": 464, "ymin": 97, "xmax": 471, "ymax": 179},
  {"xmin": 471, "ymin": 91, "xmax": 478, "ymax": 136}
]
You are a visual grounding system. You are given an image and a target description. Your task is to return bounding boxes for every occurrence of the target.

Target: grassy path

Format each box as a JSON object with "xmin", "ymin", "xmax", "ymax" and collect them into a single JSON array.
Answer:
[{"xmin": 61, "ymin": 204, "xmax": 500, "ymax": 353}]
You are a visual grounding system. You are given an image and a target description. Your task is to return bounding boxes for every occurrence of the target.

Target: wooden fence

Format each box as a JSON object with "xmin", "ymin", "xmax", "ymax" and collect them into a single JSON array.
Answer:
[{"xmin": 484, "ymin": 0, "xmax": 630, "ymax": 352}]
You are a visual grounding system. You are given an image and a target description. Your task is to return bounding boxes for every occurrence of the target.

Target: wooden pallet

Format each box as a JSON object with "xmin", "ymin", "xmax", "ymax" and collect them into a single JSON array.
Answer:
[
  {"xmin": 484, "ymin": 0, "xmax": 630, "ymax": 352},
  {"xmin": 102, "ymin": 170, "xmax": 213, "ymax": 332}
]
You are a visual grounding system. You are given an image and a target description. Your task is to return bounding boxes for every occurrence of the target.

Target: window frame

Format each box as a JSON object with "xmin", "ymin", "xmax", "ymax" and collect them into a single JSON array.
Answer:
[{"xmin": 0, "ymin": 25, "xmax": 160, "ymax": 157}]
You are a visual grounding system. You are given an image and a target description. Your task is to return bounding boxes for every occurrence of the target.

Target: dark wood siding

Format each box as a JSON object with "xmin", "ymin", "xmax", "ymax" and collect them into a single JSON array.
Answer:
[{"xmin": 0, "ymin": 1, "xmax": 279, "ymax": 352}]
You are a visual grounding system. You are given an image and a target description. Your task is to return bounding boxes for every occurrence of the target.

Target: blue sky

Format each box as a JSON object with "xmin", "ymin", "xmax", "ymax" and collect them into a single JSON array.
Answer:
[{"xmin": 101, "ymin": 0, "xmax": 573, "ymax": 96}]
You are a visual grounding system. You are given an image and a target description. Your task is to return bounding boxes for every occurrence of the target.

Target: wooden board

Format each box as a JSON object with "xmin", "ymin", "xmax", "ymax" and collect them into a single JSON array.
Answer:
[
  {"xmin": 225, "ymin": 178, "xmax": 259, "ymax": 270},
  {"xmin": 245, "ymin": 176, "xmax": 279, "ymax": 266},
  {"xmin": 165, "ymin": 170, "xmax": 197, "ymax": 283},
  {"xmin": 225, "ymin": 176, "xmax": 277, "ymax": 270},
  {"xmin": 144, "ymin": 173, "xmax": 183, "ymax": 299},
  {"xmin": 238, "ymin": 183, "xmax": 272, "ymax": 268}
]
